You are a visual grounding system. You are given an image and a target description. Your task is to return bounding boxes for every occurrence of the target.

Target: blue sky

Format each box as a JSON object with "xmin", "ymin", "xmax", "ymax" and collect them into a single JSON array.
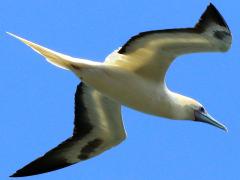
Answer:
[{"xmin": 1, "ymin": 0, "xmax": 239, "ymax": 179}]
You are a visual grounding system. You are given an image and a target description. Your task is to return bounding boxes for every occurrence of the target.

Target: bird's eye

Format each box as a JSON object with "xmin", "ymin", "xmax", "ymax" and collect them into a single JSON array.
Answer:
[{"xmin": 200, "ymin": 107, "xmax": 205, "ymax": 113}]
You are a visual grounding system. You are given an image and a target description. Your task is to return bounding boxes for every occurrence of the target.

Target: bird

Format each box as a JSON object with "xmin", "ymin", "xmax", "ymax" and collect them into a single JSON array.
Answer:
[{"xmin": 8, "ymin": 3, "xmax": 231, "ymax": 177}]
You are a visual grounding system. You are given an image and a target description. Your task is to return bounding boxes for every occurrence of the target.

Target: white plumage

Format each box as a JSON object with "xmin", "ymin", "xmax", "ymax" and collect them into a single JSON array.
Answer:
[{"xmin": 8, "ymin": 3, "xmax": 231, "ymax": 177}]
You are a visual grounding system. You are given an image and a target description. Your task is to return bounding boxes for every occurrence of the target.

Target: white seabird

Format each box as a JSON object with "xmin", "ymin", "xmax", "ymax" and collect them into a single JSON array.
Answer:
[{"xmin": 8, "ymin": 3, "xmax": 231, "ymax": 177}]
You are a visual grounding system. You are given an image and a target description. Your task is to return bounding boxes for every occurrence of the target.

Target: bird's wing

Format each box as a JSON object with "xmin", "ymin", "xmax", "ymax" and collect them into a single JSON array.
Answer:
[
  {"xmin": 10, "ymin": 83, "xmax": 126, "ymax": 177},
  {"xmin": 105, "ymin": 4, "xmax": 232, "ymax": 82}
]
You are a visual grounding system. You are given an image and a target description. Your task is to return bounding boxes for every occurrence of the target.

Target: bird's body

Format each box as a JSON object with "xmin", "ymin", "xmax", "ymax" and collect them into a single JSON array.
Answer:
[
  {"xmin": 8, "ymin": 3, "xmax": 232, "ymax": 177},
  {"xmin": 79, "ymin": 63, "xmax": 167, "ymax": 116},
  {"xmin": 74, "ymin": 62, "xmax": 193, "ymax": 119}
]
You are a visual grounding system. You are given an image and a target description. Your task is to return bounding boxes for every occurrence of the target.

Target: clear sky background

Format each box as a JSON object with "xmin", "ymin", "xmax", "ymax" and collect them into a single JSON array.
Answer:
[{"xmin": 0, "ymin": 0, "xmax": 239, "ymax": 179}]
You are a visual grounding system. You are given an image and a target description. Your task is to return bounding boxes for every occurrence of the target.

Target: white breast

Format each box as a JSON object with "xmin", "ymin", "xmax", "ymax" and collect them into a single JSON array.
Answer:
[{"xmin": 79, "ymin": 64, "xmax": 172, "ymax": 117}]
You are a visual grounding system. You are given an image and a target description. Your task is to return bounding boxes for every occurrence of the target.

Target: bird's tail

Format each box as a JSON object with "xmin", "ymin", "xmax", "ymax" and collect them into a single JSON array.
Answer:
[{"xmin": 7, "ymin": 32, "xmax": 95, "ymax": 70}]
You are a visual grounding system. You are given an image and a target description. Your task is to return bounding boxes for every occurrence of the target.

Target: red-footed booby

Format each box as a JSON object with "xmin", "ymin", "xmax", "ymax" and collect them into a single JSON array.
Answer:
[{"xmin": 8, "ymin": 3, "xmax": 231, "ymax": 177}]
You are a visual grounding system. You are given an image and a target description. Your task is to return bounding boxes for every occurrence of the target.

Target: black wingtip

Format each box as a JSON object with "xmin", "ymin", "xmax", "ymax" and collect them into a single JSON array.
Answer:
[
  {"xmin": 9, "ymin": 172, "xmax": 23, "ymax": 178},
  {"xmin": 9, "ymin": 159, "xmax": 74, "ymax": 177},
  {"xmin": 9, "ymin": 174, "xmax": 19, "ymax": 178},
  {"xmin": 9, "ymin": 170, "xmax": 33, "ymax": 178},
  {"xmin": 195, "ymin": 3, "xmax": 230, "ymax": 32},
  {"xmin": 9, "ymin": 174, "xmax": 16, "ymax": 178}
]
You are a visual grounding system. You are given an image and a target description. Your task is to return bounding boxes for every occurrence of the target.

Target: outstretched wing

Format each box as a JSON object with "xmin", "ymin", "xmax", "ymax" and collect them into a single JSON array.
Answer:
[
  {"xmin": 105, "ymin": 4, "xmax": 232, "ymax": 82},
  {"xmin": 10, "ymin": 83, "xmax": 126, "ymax": 177}
]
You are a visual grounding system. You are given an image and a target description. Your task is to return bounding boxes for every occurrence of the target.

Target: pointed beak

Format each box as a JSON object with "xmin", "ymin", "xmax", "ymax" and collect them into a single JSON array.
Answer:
[{"xmin": 194, "ymin": 110, "xmax": 227, "ymax": 132}]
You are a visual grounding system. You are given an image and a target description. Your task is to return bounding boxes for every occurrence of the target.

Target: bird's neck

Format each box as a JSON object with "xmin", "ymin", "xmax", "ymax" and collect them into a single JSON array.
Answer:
[{"xmin": 158, "ymin": 88, "xmax": 194, "ymax": 120}]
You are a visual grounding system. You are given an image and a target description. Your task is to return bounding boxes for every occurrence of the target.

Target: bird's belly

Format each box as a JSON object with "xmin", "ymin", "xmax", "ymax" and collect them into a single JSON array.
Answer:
[{"xmin": 80, "ymin": 66, "xmax": 168, "ymax": 116}]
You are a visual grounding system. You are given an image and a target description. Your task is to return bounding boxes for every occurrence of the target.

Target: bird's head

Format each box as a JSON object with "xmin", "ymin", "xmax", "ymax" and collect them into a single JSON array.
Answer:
[
  {"xmin": 171, "ymin": 94, "xmax": 227, "ymax": 132},
  {"xmin": 193, "ymin": 104, "xmax": 227, "ymax": 132},
  {"xmin": 184, "ymin": 98, "xmax": 227, "ymax": 132}
]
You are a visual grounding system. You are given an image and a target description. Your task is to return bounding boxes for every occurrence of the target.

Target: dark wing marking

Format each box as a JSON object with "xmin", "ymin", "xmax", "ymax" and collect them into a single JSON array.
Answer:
[
  {"xmin": 10, "ymin": 82, "xmax": 126, "ymax": 177},
  {"xmin": 195, "ymin": 3, "xmax": 230, "ymax": 32},
  {"xmin": 73, "ymin": 83, "xmax": 93, "ymax": 137}
]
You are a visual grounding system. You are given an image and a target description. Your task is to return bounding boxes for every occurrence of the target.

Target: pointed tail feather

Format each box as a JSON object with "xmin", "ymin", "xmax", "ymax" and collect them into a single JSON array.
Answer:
[{"xmin": 7, "ymin": 32, "xmax": 92, "ymax": 70}]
